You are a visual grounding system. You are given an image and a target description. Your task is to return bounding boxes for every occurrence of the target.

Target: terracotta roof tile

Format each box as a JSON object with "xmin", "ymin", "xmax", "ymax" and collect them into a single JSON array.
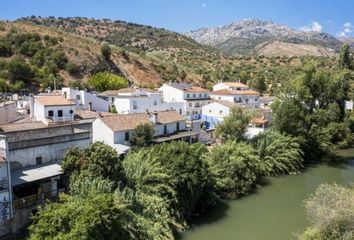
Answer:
[
  {"xmin": 35, "ymin": 96, "xmax": 75, "ymax": 106},
  {"xmin": 75, "ymin": 110, "xmax": 116, "ymax": 119},
  {"xmin": 99, "ymin": 111, "xmax": 184, "ymax": 132},
  {"xmin": 220, "ymin": 82, "xmax": 249, "ymax": 88},
  {"xmin": 211, "ymin": 89, "xmax": 260, "ymax": 96},
  {"xmin": 0, "ymin": 121, "xmax": 47, "ymax": 132},
  {"xmin": 250, "ymin": 117, "xmax": 268, "ymax": 125}
]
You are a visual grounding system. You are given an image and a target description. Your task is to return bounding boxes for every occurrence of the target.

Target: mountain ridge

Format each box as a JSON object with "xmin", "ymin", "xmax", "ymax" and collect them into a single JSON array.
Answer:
[{"xmin": 185, "ymin": 19, "xmax": 343, "ymax": 56}]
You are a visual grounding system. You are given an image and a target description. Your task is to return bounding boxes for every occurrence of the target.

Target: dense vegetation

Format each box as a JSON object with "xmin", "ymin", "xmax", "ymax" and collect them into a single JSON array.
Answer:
[{"xmin": 298, "ymin": 183, "xmax": 354, "ymax": 240}]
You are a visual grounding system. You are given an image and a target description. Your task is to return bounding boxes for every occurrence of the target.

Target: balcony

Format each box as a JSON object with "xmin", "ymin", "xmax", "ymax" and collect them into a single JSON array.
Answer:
[{"xmin": 13, "ymin": 189, "xmax": 63, "ymax": 210}]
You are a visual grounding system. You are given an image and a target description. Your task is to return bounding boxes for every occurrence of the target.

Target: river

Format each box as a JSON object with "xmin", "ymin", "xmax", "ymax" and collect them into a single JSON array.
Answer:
[{"xmin": 181, "ymin": 149, "xmax": 354, "ymax": 240}]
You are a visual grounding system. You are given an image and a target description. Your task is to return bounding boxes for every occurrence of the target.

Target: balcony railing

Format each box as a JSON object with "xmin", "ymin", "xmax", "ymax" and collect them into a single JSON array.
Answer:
[{"xmin": 13, "ymin": 190, "xmax": 61, "ymax": 210}]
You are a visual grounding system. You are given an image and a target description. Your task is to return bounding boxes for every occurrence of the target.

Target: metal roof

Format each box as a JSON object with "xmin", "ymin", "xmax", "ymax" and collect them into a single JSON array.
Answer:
[{"xmin": 11, "ymin": 163, "xmax": 62, "ymax": 186}]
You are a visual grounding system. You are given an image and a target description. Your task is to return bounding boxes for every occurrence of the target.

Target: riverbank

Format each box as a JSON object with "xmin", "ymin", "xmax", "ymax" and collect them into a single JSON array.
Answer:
[{"xmin": 181, "ymin": 149, "xmax": 354, "ymax": 240}]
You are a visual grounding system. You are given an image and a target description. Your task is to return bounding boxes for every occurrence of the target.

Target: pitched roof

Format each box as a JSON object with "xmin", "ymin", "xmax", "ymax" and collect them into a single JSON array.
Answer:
[
  {"xmin": 35, "ymin": 96, "xmax": 75, "ymax": 106},
  {"xmin": 250, "ymin": 117, "xmax": 268, "ymax": 125},
  {"xmin": 219, "ymin": 82, "xmax": 249, "ymax": 88},
  {"xmin": 168, "ymin": 82, "xmax": 209, "ymax": 93},
  {"xmin": 214, "ymin": 100, "xmax": 239, "ymax": 108},
  {"xmin": 211, "ymin": 89, "xmax": 260, "ymax": 96},
  {"xmin": 75, "ymin": 110, "xmax": 116, "ymax": 120},
  {"xmin": 98, "ymin": 111, "xmax": 184, "ymax": 132},
  {"xmin": 0, "ymin": 121, "xmax": 47, "ymax": 133}
]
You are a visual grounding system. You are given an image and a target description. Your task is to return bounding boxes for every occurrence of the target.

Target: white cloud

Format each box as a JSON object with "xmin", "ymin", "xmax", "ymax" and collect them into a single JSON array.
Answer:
[
  {"xmin": 338, "ymin": 22, "xmax": 352, "ymax": 37},
  {"xmin": 344, "ymin": 22, "xmax": 351, "ymax": 28},
  {"xmin": 202, "ymin": 3, "xmax": 206, "ymax": 8},
  {"xmin": 300, "ymin": 21, "xmax": 322, "ymax": 32}
]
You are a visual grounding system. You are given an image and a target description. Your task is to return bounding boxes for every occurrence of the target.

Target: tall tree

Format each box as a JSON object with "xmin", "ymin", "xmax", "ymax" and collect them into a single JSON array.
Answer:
[
  {"xmin": 215, "ymin": 107, "xmax": 252, "ymax": 142},
  {"xmin": 339, "ymin": 44, "xmax": 353, "ymax": 70},
  {"xmin": 130, "ymin": 123, "xmax": 155, "ymax": 147}
]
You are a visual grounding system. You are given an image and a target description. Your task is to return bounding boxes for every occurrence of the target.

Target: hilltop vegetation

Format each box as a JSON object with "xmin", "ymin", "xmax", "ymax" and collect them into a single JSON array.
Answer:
[{"xmin": 0, "ymin": 17, "xmax": 347, "ymax": 94}]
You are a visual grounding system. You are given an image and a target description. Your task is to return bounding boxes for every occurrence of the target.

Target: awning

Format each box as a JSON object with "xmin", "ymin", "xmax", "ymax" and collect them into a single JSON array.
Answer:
[{"xmin": 11, "ymin": 163, "xmax": 63, "ymax": 186}]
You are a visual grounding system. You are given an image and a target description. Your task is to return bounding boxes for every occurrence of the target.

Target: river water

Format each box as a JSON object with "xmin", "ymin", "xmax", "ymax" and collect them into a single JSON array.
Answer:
[{"xmin": 181, "ymin": 150, "xmax": 354, "ymax": 240}]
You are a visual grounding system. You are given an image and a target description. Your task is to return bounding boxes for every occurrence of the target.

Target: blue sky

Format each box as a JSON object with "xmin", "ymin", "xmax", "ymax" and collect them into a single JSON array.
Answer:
[{"xmin": 1, "ymin": 0, "xmax": 353, "ymax": 37}]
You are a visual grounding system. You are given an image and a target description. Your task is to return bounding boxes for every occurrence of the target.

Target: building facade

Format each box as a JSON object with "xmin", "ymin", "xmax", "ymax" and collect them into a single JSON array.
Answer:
[
  {"xmin": 99, "ymin": 88, "xmax": 184, "ymax": 115},
  {"xmin": 158, "ymin": 82, "xmax": 212, "ymax": 120}
]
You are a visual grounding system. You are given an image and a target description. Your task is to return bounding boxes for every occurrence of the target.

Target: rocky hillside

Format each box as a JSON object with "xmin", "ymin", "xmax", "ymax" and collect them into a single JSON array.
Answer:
[
  {"xmin": 0, "ymin": 17, "xmax": 338, "ymax": 95},
  {"xmin": 186, "ymin": 19, "xmax": 342, "ymax": 56}
]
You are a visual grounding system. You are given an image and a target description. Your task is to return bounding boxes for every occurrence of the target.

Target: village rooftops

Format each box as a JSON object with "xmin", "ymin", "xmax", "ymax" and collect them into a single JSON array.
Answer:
[
  {"xmin": 214, "ymin": 100, "xmax": 240, "ymax": 108},
  {"xmin": 98, "ymin": 110, "xmax": 185, "ymax": 132},
  {"xmin": 219, "ymin": 82, "xmax": 249, "ymax": 88},
  {"xmin": 35, "ymin": 95, "xmax": 75, "ymax": 106},
  {"xmin": 75, "ymin": 110, "xmax": 116, "ymax": 120},
  {"xmin": 211, "ymin": 89, "xmax": 260, "ymax": 96},
  {"xmin": 168, "ymin": 82, "xmax": 209, "ymax": 92},
  {"xmin": 0, "ymin": 121, "xmax": 47, "ymax": 133},
  {"xmin": 99, "ymin": 88, "xmax": 155, "ymax": 97}
]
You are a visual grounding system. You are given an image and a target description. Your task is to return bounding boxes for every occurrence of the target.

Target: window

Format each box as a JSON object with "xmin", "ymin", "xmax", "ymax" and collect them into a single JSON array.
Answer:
[
  {"xmin": 204, "ymin": 93, "xmax": 207, "ymax": 97},
  {"xmin": 193, "ymin": 94, "xmax": 196, "ymax": 98},
  {"xmin": 36, "ymin": 157, "xmax": 42, "ymax": 165},
  {"xmin": 187, "ymin": 94, "xmax": 190, "ymax": 98},
  {"xmin": 199, "ymin": 93, "xmax": 202, "ymax": 97},
  {"xmin": 58, "ymin": 110, "xmax": 63, "ymax": 117},
  {"xmin": 133, "ymin": 100, "xmax": 138, "ymax": 110},
  {"xmin": 76, "ymin": 95, "xmax": 81, "ymax": 100},
  {"xmin": 209, "ymin": 110, "xmax": 212, "ymax": 113},
  {"xmin": 179, "ymin": 109, "xmax": 182, "ymax": 115},
  {"xmin": 164, "ymin": 125, "xmax": 167, "ymax": 135},
  {"xmin": 125, "ymin": 132, "xmax": 130, "ymax": 141},
  {"xmin": 189, "ymin": 102, "xmax": 193, "ymax": 108},
  {"xmin": 48, "ymin": 110, "xmax": 54, "ymax": 117},
  {"xmin": 154, "ymin": 100, "xmax": 157, "ymax": 106},
  {"xmin": 176, "ymin": 122, "xmax": 180, "ymax": 131},
  {"xmin": 219, "ymin": 110, "xmax": 223, "ymax": 115}
]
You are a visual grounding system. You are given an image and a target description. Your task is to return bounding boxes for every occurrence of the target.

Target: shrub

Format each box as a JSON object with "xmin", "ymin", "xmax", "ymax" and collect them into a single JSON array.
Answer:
[
  {"xmin": 204, "ymin": 141, "xmax": 263, "ymax": 199},
  {"xmin": 101, "ymin": 43, "xmax": 111, "ymax": 60},
  {"xmin": 88, "ymin": 71, "xmax": 128, "ymax": 92}
]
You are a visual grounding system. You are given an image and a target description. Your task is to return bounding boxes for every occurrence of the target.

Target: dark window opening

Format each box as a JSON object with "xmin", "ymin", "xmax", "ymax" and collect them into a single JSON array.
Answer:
[
  {"xmin": 58, "ymin": 110, "xmax": 63, "ymax": 117},
  {"xmin": 125, "ymin": 132, "xmax": 130, "ymax": 141},
  {"xmin": 36, "ymin": 157, "xmax": 42, "ymax": 165},
  {"xmin": 164, "ymin": 125, "xmax": 167, "ymax": 135},
  {"xmin": 176, "ymin": 122, "xmax": 180, "ymax": 131},
  {"xmin": 48, "ymin": 110, "xmax": 54, "ymax": 117}
]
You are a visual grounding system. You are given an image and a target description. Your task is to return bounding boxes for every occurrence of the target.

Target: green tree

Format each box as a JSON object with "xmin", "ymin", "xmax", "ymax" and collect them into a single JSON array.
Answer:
[
  {"xmin": 204, "ymin": 141, "xmax": 263, "ymax": 199},
  {"xmin": 130, "ymin": 123, "xmax": 155, "ymax": 147},
  {"xmin": 101, "ymin": 43, "xmax": 111, "ymax": 60},
  {"xmin": 140, "ymin": 142, "xmax": 217, "ymax": 223},
  {"xmin": 61, "ymin": 142, "xmax": 124, "ymax": 182},
  {"xmin": 215, "ymin": 107, "xmax": 252, "ymax": 142},
  {"xmin": 249, "ymin": 73, "xmax": 267, "ymax": 94},
  {"xmin": 253, "ymin": 130, "xmax": 303, "ymax": 176},
  {"xmin": 8, "ymin": 56, "xmax": 33, "ymax": 83},
  {"xmin": 88, "ymin": 71, "xmax": 128, "ymax": 92},
  {"xmin": 298, "ymin": 184, "xmax": 354, "ymax": 240},
  {"xmin": 339, "ymin": 44, "xmax": 353, "ymax": 70}
]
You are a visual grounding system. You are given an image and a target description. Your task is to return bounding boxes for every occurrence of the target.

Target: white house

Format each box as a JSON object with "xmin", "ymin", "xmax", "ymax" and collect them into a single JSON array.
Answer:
[
  {"xmin": 201, "ymin": 100, "xmax": 239, "ymax": 129},
  {"xmin": 213, "ymin": 82, "xmax": 249, "ymax": 92},
  {"xmin": 99, "ymin": 88, "xmax": 184, "ymax": 115},
  {"xmin": 32, "ymin": 95, "xmax": 76, "ymax": 123},
  {"xmin": 61, "ymin": 88, "xmax": 110, "ymax": 112},
  {"xmin": 92, "ymin": 110, "xmax": 199, "ymax": 154},
  {"xmin": 158, "ymin": 82, "xmax": 212, "ymax": 120},
  {"xmin": 210, "ymin": 82, "xmax": 260, "ymax": 108}
]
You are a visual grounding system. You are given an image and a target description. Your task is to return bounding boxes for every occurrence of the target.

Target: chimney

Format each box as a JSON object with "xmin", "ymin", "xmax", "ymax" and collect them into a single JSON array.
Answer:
[
  {"xmin": 29, "ymin": 95, "xmax": 34, "ymax": 119},
  {"xmin": 149, "ymin": 111, "xmax": 158, "ymax": 124}
]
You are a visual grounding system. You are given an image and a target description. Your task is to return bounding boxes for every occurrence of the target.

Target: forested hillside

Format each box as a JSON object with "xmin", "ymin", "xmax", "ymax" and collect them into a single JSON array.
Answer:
[{"xmin": 0, "ymin": 17, "xmax": 343, "ymax": 94}]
